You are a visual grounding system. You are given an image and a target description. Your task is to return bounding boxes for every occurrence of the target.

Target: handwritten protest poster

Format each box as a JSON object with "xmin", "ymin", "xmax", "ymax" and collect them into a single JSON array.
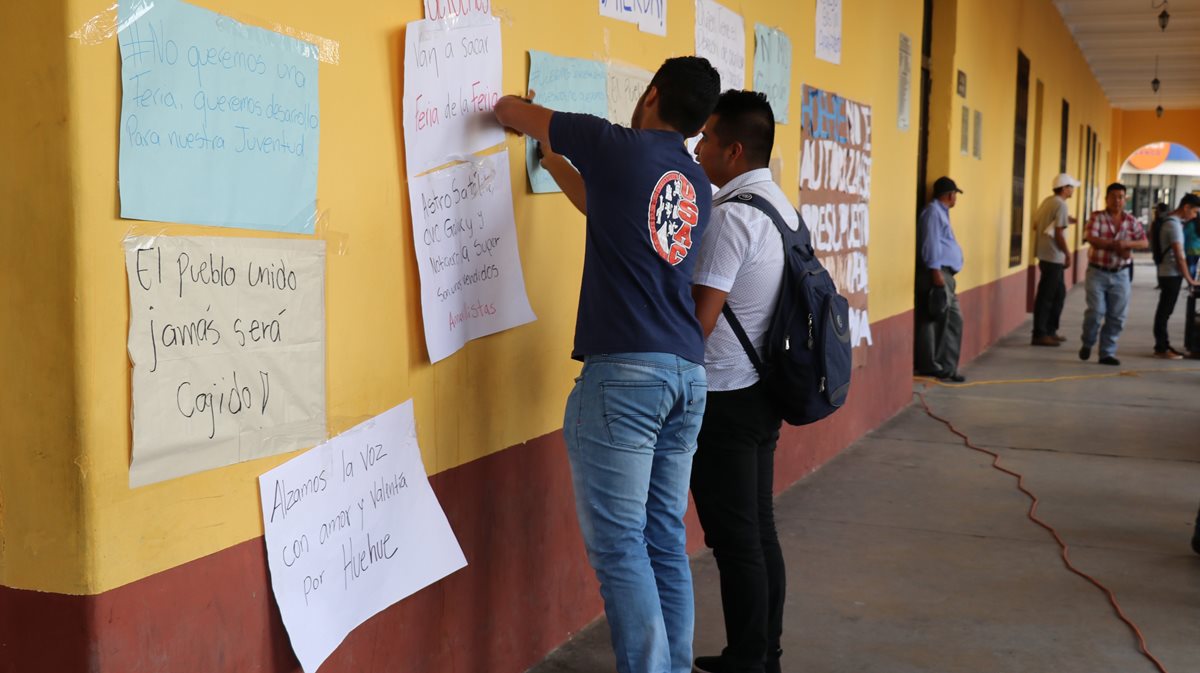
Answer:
[
  {"xmin": 260, "ymin": 400, "xmax": 467, "ymax": 673},
  {"xmin": 695, "ymin": 0, "xmax": 745, "ymax": 91},
  {"xmin": 124, "ymin": 236, "xmax": 326, "ymax": 487},
  {"xmin": 607, "ymin": 62, "xmax": 653, "ymax": 127},
  {"xmin": 753, "ymin": 24, "xmax": 792, "ymax": 124},
  {"xmin": 116, "ymin": 0, "xmax": 320, "ymax": 232},
  {"xmin": 815, "ymin": 0, "xmax": 842, "ymax": 64},
  {"xmin": 403, "ymin": 17, "xmax": 505, "ymax": 177},
  {"xmin": 424, "ymin": 0, "xmax": 492, "ymax": 24},
  {"xmin": 799, "ymin": 86, "xmax": 872, "ymax": 361},
  {"xmin": 599, "ymin": 0, "xmax": 667, "ymax": 36},
  {"xmin": 408, "ymin": 150, "xmax": 536, "ymax": 362},
  {"xmin": 525, "ymin": 51, "xmax": 608, "ymax": 193}
]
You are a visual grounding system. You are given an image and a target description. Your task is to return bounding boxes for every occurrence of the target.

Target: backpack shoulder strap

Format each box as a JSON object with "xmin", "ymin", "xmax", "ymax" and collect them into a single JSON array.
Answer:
[{"xmin": 711, "ymin": 190, "xmax": 803, "ymax": 379}]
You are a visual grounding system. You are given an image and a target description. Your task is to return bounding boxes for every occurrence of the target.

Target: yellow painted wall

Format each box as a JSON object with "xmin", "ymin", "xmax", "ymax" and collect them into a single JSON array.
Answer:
[
  {"xmin": 929, "ymin": 0, "xmax": 1113, "ymax": 294},
  {"xmin": 4, "ymin": 0, "xmax": 1115, "ymax": 597},
  {"xmin": 0, "ymin": 2, "xmax": 89, "ymax": 591}
]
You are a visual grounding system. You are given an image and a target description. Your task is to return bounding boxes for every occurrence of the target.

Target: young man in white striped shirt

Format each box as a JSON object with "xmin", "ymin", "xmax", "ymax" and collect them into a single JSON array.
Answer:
[{"xmin": 690, "ymin": 90, "xmax": 798, "ymax": 673}]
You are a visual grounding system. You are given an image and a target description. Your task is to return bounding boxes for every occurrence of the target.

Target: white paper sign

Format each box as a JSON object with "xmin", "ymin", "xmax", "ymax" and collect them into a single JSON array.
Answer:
[
  {"xmin": 408, "ymin": 149, "xmax": 536, "ymax": 362},
  {"xmin": 402, "ymin": 18, "xmax": 505, "ymax": 176},
  {"xmin": 259, "ymin": 400, "xmax": 467, "ymax": 673},
  {"xmin": 599, "ymin": 0, "xmax": 667, "ymax": 36},
  {"xmin": 607, "ymin": 62, "xmax": 653, "ymax": 127},
  {"xmin": 695, "ymin": 0, "xmax": 745, "ymax": 91},
  {"xmin": 124, "ymin": 236, "xmax": 326, "ymax": 487},
  {"xmin": 424, "ymin": 0, "xmax": 492, "ymax": 23},
  {"xmin": 815, "ymin": 0, "xmax": 842, "ymax": 64}
]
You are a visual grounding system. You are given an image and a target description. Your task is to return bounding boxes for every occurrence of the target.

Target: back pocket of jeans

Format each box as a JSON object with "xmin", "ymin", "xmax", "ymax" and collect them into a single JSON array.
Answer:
[
  {"xmin": 600, "ymin": 381, "xmax": 668, "ymax": 449},
  {"xmin": 677, "ymin": 381, "xmax": 708, "ymax": 447}
]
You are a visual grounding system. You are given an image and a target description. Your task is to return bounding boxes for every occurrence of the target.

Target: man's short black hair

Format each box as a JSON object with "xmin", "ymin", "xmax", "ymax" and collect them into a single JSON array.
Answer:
[
  {"xmin": 710, "ymin": 90, "xmax": 775, "ymax": 167},
  {"xmin": 1179, "ymin": 193, "xmax": 1200, "ymax": 210},
  {"xmin": 650, "ymin": 57, "xmax": 721, "ymax": 137},
  {"xmin": 1105, "ymin": 182, "xmax": 1127, "ymax": 196}
]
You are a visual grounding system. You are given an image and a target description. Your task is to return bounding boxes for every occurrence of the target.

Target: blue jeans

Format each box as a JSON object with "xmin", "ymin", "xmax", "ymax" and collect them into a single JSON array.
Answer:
[
  {"xmin": 1081, "ymin": 266, "xmax": 1132, "ymax": 358},
  {"xmin": 564, "ymin": 353, "xmax": 708, "ymax": 673}
]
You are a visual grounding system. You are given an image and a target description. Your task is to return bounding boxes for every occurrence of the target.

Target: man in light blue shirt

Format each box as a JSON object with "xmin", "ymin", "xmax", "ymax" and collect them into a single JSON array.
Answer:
[{"xmin": 915, "ymin": 176, "xmax": 965, "ymax": 382}]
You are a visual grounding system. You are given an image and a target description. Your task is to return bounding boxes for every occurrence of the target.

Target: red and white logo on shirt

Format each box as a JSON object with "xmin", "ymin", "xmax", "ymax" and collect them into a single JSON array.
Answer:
[{"xmin": 647, "ymin": 171, "xmax": 699, "ymax": 266}]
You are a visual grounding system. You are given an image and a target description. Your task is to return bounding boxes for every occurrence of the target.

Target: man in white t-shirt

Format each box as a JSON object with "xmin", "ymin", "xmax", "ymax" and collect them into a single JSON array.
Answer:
[
  {"xmin": 1031, "ymin": 173, "xmax": 1080, "ymax": 346},
  {"xmin": 690, "ymin": 90, "xmax": 798, "ymax": 673}
]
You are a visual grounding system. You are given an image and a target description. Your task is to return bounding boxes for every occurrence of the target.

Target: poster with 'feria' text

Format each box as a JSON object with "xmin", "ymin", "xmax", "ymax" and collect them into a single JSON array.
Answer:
[
  {"xmin": 124, "ymin": 236, "xmax": 327, "ymax": 487},
  {"xmin": 799, "ymin": 86, "xmax": 872, "ymax": 362},
  {"xmin": 117, "ymin": 0, "xmax": 320, "ymax": 232}
]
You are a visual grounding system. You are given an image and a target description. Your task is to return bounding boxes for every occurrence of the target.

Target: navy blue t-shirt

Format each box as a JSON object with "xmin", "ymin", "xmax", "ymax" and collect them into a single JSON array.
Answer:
[{"xmin": 549, "ymin": 112, "xmax": 712, "ymax": 364}]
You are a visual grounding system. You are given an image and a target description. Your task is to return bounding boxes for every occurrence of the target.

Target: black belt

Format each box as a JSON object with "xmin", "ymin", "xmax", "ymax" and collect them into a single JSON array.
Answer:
[{"xmin": 1089, "ymin": 263, "xmax": 1125, "ymax": 273}]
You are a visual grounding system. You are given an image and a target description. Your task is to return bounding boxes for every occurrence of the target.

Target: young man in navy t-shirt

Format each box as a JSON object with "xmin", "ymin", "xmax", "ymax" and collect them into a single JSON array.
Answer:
[{"xmin": 494, "ymin": 57, "xmax": 720, "ymax": 673}]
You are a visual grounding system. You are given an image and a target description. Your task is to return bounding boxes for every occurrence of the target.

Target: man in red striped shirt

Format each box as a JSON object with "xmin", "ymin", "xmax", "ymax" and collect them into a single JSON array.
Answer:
[{"xmin": 1079, "ymin": 183, "xmax": 1147, "ymax": 366}]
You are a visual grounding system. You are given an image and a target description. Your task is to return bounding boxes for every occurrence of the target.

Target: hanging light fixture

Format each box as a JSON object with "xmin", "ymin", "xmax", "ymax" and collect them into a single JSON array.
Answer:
[
  {"xmin": 1157, "ymin": 105, "xmax": 1165, "ymax": 118},
  {"xmin": 1153, "ymin": 0, "xmax": 1171, "ymax": 31},
  {"xmin": 1152, "ymin": 55, "xmax": 1161, "ymax": 92}
]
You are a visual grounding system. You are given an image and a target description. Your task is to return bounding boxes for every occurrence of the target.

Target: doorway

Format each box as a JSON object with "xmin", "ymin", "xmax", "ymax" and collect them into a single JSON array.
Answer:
[{"xmin": 1009, "ymin": 51, "xmax": 1031, "ymax": 268}]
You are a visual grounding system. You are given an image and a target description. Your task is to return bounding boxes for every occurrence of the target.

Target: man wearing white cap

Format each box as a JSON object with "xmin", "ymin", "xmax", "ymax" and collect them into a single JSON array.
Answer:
[{"xmin": 1031, "ymin": 173, "xmax": 1081, "ymax": 346}]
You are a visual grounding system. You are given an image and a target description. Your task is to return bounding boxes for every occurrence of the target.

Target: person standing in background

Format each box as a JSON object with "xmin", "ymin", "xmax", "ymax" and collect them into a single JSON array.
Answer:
[
  {"xmin": 1078, "ymin": 183, "xmax": 1147, "ymax": 366},
  {"xmin": 1031, "ymin": 173, "xmax": 1081, "ymax": 346},
  {"xmin": 1150, "ymin": 193, "xmax": 1200, "ymax": 359},
  {"xmin": 915, "ymin": 177, "xmax": 966, "ymax": 382}
]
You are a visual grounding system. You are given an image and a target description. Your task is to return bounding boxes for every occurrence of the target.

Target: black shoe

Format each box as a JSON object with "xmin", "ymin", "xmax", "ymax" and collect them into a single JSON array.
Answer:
[
  {"xmin": 1098, "ymin": 356, "xmax": 1121, "ymax": 366},
  {"xmin": 1078, "ymin": 345, "xmax": 1091, "ymax": 361},
  {"xmin": 914, "ymin": 370, "xmax": 945, "ymax": 378},
  {"xmin": 938, "ymin": 373, "xmax": 966, "ymax": 383},
  {"xmin": 693, "ymin": 655, "xmax": 728, "ymax": 673}
]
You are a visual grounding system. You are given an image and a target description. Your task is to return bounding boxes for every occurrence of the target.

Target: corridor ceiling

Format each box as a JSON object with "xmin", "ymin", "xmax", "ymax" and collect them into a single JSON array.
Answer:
[{"xmin": 1054, "ymin": 0, "xmax": 1200, "ymax": 110}]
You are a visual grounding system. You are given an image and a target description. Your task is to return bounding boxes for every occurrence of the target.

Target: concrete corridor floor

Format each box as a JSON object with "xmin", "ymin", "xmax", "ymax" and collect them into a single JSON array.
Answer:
[{"xmin": 527, "ymin": 260, "xmax": 1200, "ymax": 673}]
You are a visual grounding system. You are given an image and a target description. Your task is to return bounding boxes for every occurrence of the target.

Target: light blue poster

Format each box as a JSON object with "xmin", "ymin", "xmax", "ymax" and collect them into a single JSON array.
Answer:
[
  {"xmin": 117, "ymin": 0, "xmax": 320, "ymax": 232},
  {"xmin": 525, "ymin": 51, "xmax": 608, "ymax": 194},
  {"xmin": 753, "ymin": 24, "xmax": 792, "ymax": 124}
]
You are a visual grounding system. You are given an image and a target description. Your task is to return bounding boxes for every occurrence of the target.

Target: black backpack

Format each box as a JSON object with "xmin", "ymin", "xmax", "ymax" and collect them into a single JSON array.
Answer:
[
  {"xmin": 718, "ymin": 192, "xmax": 852, "ymax": 426},
  {"xmin": 1150, "ymin": 216, "xmax": 1166, "ymax": 265}
]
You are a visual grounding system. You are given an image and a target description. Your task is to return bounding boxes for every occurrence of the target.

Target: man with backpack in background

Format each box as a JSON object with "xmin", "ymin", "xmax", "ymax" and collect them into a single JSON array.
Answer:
[
  {"xmin": 493, "ymin": 57, "xmax": 720, "ymax": 673},
  {"xmin": 1031, "ymin": 173, "xmax": 1081, "ymax": 347},
  {"xmin": 915, "ymin": 177, "xmax": 966, "ymax": 382},
  {"xmin": 689, "ymin": 90, "xmax": 792, "ymax": 673},
  {"xmin": 1149, "ymin": 193, "xmax": 1200, "ymax": 359},
  {"xmin": 689, "ymin": 89, "xmax": 851, "ymax": 673}
]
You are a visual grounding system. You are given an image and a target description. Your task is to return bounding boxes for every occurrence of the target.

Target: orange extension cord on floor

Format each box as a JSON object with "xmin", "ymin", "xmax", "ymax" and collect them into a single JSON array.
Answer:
[{"xmin": 912, "ymin": 369, "xmax": 1198, "ymax": 673}]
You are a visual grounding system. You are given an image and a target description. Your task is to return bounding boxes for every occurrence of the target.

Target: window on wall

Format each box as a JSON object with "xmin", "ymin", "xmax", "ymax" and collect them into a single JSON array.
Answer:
[
  {"xmin": 1008, "ymin": 51, "xmax": 1031, "ymax": 267},
  {"xmin": 973, "ymin": 110, "xmax": 982, "ymax": 159},
  {"xmin": 961, "ymin": 105, "xmax": 970, "ymax": 154},
  {"xmin": 1059, "ymin": 100, "xmax": 1070, "ymax": 173}
]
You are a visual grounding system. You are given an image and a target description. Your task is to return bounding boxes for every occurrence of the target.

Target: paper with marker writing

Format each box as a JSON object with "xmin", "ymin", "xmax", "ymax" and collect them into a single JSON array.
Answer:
[
  {"xmin": 753, "ymin": 24, "xmax": 792, "ymax": 124},
  {"xmin": 525, "ymin": 51, "xmax": 608, "ymax": 194},
  {"xmin": 799, "ymin": 85, "xmax": 872, "ymax": 360},
  {"xmin": 408, "ymin": 149, "xmax": 536, "ymax": 362},
  {"xmin": 815, "ymin": 0, "xmax": 842, "ymax": 64},
  {"xmin": 694, "ymin": 0, "xmax": 745, "ymax": 91},
  {"xmin": 124, "ymin": 235, "xmax": 327, "ymax": 487},
  {"xmin": 598, "ymin": 0, "xmax": 667, "ymax": 36},
  {"xmin": 259, "ymin": 400, "xmax": 467, "ymax": 673},
  {"xmin": 116, "ymin": 0, "xmax": 320, "ymax": 232},
  {"xmin": 606, "ymin": 62, "xmax": 653, "ymax": 127},
  {"xmin": 403, "ymin": 17, "xmax": 505, "ymax": 177}
]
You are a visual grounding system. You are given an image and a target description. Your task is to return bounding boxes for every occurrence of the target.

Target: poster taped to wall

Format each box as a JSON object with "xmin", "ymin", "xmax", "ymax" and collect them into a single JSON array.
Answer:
[
  {"xmin": 408, "ymin": 149, "xmax": 537, "ymax": 362},
  {"xmin": 116, "ymin": 0, "xmax": 320, "ymax": 232},
  {"xmin": 403, "ymin": 17, "xmax": 505, "ymax": 177},
  {"xmin": 124, "ymin": 236, "xmax": 327, "ymax": 487},
  {"xmin": 695, "ymin": 0, "xmax": 745, "ymax": 91},
  {"xmin": 815, "ymin": 0, "xmax": 842, "ymax": 64},
  {"xmin": 526, "ymin": 51, "xmax": 608, "ymax": 193},
  {"xmin": 799, "ymin": 85, "xmax": 872, "ymax": 362},
  {"xmin": 599, "ymin": 0, "xmax": 667, "ymax": 36},
  {"xmin": 260, "ymin": 400, "xmax": 467, "ymax": 673},
  {"xmin": 606, "ymin": 62, "xmax": 653, "ymax": 128},
  {"xmin": 753, "ymin": 24, "xmax": 792, "ymax": 124}
]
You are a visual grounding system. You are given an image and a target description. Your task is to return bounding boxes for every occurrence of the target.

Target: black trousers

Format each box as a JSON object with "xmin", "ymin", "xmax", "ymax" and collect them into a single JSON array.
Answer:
[
  {"xmin": 1032, "ymin": 261, "xmax": 1066, "ymax": 338},
  {"xmin": 1154, "ymin": 276, "xmax": 1184, "ymax": 353},
  {"xmin": 691, "ymin": 383, "xmax": 785, "ymax": 673}
]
